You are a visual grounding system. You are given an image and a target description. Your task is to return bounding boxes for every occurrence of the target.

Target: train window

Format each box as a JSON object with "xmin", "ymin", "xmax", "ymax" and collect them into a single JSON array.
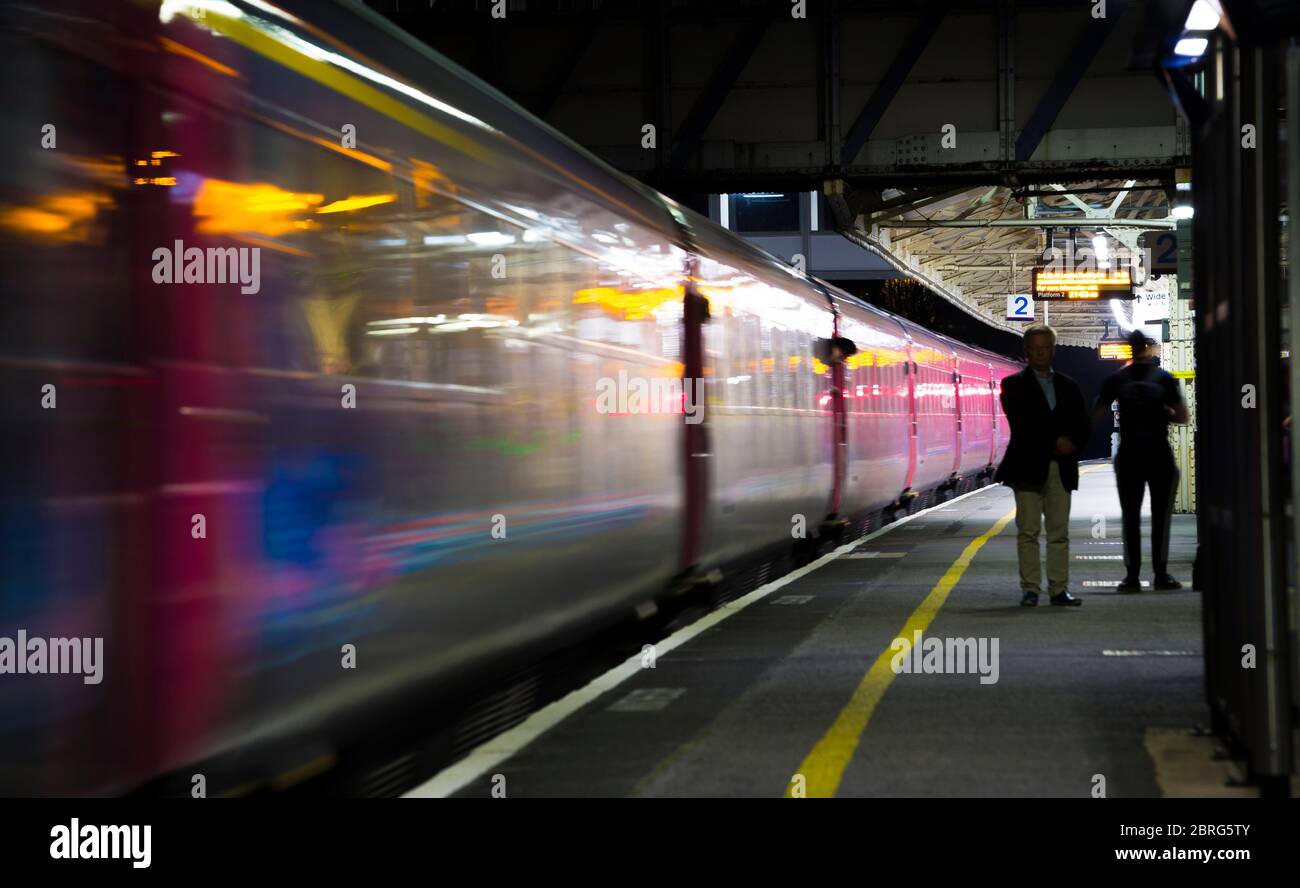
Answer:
[
  {"xmin": 771, "ymin": 325, "xmax": 788, "ymax": 410},
  {"xmin": 123, "ymin": 87, "xmax": 403, "ymax": 374},
  {"xmin": 0, "ymin": 42, "xmax": 133, "ymax": 365},
  {"xmin": 127, "ymin": 86, "xmax": 693, "ymax": 403},
  {"xmin": 744, "ymin": 312, "xmax": 765, "ymax": 410}
]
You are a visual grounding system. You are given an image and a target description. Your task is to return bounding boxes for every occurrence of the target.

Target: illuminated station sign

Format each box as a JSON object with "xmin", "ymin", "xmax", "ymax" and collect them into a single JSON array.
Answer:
[
  {"xmin": 1032, "ymin": 268, "xmax": 1135, "ymax": 301},
  {"xmin": 1097, "ymin": 342, "xmax": 1134, "ymax": 361}
]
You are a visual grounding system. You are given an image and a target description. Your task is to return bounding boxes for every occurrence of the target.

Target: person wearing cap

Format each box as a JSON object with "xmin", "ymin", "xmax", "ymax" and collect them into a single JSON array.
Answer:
[
  {"xmin": 1092, "ymin": 329, "xmax": 1190, "ymax": 592},
  {"xmin": 996, "ymin": 323, "xmax": 1090, "ymax": 607}
]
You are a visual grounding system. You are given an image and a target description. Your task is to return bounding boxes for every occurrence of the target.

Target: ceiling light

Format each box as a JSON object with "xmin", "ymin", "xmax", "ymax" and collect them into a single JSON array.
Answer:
[
  {"xmin": 1174, "ymin": 37, "xmax": 1209, "ymax": 57},
  {"xmin": 1185, "ymin": 0, "xmax": 1221, "ymax": 31}
]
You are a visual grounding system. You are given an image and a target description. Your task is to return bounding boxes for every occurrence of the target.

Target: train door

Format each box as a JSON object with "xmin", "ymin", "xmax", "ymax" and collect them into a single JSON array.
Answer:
[
  {"xmin": 985, "ymin": 364, "xmax": 998, "ymax": 468},
  {"xmin": 951, "ymin": 357, "xmax": 964, "ymax": 478},
  {"xmin": 829, "ymin": 307, "xmax": 846, "ymax": 518},
  {"xmin": 904, "ymin": 336, "xmax": 918, "ymax": 492}
]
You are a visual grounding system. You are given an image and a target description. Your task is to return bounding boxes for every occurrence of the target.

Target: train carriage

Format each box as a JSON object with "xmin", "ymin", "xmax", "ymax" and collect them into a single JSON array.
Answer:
[{"xmin": 0, "ymin": 0, "xmax": 1024, "ymax": 795}]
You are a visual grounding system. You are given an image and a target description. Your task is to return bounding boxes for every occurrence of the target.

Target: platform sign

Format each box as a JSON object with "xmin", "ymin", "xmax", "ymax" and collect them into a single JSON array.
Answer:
[
  {"xmin": 1143, "ymin": 231, "xmax": 1179, "ymax": 275},
  {"xmin": 1098, "ymin": 342, "xmax": 1133, "ymax": 361},
  {"xmin": 1032, "ymin": 268, "xmax": 1134, "ymax": 301},
  {"xmin": 1006, "ymin": 293, "xmax": 1034, "ymax": 321}
]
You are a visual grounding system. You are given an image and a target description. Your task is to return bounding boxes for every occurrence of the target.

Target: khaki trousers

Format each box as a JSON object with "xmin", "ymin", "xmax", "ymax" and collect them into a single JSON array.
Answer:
[{"xmin": 1013, "ymin": 461, "xmax": 1072, "ymax": 595}]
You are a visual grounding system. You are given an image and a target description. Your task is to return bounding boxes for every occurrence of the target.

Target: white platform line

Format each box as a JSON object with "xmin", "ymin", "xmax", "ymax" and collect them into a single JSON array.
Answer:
[{"xmin": 402, "ymin": 482, "xmax": 1008, "ymax": 798}]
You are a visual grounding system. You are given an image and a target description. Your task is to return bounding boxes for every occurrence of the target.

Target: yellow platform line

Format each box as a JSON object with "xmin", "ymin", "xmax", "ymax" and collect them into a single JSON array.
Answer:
[{"xmin": 786, "ymin": 506, "xmax": 1017, "ymax": 797}]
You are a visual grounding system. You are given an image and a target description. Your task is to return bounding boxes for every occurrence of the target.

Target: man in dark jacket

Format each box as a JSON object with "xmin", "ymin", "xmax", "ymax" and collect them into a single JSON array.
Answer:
[
  {"xmin": 1092, "ymin": 329, "xmax": 1189, "ymax": 592},
  {"xmin": 995, "ymin": 324, "xmax": 1091, "ymax": 606}
]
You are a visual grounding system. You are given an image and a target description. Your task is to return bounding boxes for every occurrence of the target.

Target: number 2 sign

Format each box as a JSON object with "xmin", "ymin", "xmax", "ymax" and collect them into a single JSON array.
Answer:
[
  {"xmin": 1148, "ymin": 231, "xmax": 1178, "ymax": 275},
  {"xmin": 1006, "ymin": 293, "xmax": 1034, "ymax": 321}
]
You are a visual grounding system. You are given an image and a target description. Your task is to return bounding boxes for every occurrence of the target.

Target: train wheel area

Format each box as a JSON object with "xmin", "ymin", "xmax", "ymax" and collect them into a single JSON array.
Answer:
[{"xmin": 398, "ymin": 463, "xmax": 1226, "ymax": 799}]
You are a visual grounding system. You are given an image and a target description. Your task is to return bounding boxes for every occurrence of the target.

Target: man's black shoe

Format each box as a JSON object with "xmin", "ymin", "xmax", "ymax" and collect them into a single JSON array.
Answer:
[
  {"xmin": 1116, "ymin": 576, "xmax": 1143, "ymax": 593},
  {"xmin": 1050, "ymin": 591, "xmax": 1082, "ymax": 606},
  {"xmin": 1021, "ymin": 591, "xmax": 1039, "ymax": 607},
  {"xmin": 1153, "ymin": 574, "xmax": 1182, "ymax": 591}
]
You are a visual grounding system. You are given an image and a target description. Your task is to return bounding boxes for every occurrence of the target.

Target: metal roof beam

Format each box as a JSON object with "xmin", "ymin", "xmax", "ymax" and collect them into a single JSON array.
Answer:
[
  {"xmin": 668, "ymin": 14, "xmax": 773, "ymax": 169},
  {"xmin": 1014, "ymin": 0, "xmax": 1133, "ymax": 162},
  {"xmin": 840, "ymin": 0, "xmax": 952, "ymax": 166}
]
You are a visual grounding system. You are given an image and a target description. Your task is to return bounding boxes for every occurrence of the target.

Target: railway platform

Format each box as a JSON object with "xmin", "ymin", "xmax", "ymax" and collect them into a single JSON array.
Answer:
[{"xmin": 409, "ymin": 462, "xmax": 1225, "ymax": 799}]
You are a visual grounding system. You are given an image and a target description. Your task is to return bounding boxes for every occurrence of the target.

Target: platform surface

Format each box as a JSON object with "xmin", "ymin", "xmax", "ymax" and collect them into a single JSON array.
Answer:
[{"xmin": 414, "ymin": 462, "xmax": 1205, "ymax": 798}]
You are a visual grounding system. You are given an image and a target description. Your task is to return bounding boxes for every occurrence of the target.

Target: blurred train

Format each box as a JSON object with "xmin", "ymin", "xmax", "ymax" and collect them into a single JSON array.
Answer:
[{"xmin": 0, "ymin": 0, "xmax": 1020, "ymax": 795}]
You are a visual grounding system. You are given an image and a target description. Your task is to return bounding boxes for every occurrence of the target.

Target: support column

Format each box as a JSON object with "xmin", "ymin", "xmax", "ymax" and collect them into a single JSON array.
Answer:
[{"xmin": 1167, "ymin": 272, "xmax": 1196, "ymax": 513}]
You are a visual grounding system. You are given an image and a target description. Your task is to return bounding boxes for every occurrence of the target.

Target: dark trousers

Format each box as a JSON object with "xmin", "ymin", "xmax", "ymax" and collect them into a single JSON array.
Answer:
[{"xmin": 1115, "ymin": 446, "xmax": 1179, "ymax": 577}]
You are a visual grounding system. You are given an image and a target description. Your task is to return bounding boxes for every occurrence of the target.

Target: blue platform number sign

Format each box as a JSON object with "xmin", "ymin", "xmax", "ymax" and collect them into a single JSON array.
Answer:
[
  {"xmin": 1148, "ymin": 231, "xmax": 1178, "ymax": 275},
  {"xmin": 1006, "ymin": 293, "xmax": 1034, "ymax": 321}
]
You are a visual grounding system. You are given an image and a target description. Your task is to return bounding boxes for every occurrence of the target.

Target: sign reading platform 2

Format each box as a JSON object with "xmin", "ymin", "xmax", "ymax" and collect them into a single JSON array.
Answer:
[{"xmin": 1032, "ymin": 269, "xmax": 1134, "ymax": 301}]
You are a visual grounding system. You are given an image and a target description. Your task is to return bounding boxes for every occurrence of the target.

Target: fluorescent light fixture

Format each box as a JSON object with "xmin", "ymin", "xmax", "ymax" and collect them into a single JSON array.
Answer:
[
  {"xmin": 1171, "ymin": 205, "xmax": 1195, "ymax": 220},
  {"xmin": 1174, "ymin": 37, "xmax": 1209, "ymax": 57},
  {"xmin": 367, "ymin": 316, "xmax": 446, "ymax": 327},
  {"xmin": 428, "ymin": 319, "xmax": 518, "ymax": 333},
  {"xmin": 1092, "ymin": 235, "xmax": 1109, "ymax": 261},
  {"xmin": 1185, "ymin": 0, "xmax": 1221, "ymax": 31},
  {"xmin": 465, "ymin": 232, "xmax": 516, "ymax": 247},
  {"xmin": 366, "ymin": 326, "xmax": 419, "ymax": 336},
  {"xmin": 1175, "ymin": 182, "xmax": 1192, "ymax": 192},
  {"xmin": 423, "ymin": 235, "xmax": 467, "ymax": 246}
]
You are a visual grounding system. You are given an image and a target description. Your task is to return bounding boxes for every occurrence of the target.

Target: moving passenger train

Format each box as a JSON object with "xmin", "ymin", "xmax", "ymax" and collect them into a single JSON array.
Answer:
[{"xmin": 0, "ymin": 0, "xmax": 1020, "ymax": 795}]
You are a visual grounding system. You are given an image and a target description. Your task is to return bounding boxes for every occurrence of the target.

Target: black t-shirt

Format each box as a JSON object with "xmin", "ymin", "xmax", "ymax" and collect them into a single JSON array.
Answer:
[{"xmin": 1097, "ymin": 362, "xmax": 1184, "ymax": 450}]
